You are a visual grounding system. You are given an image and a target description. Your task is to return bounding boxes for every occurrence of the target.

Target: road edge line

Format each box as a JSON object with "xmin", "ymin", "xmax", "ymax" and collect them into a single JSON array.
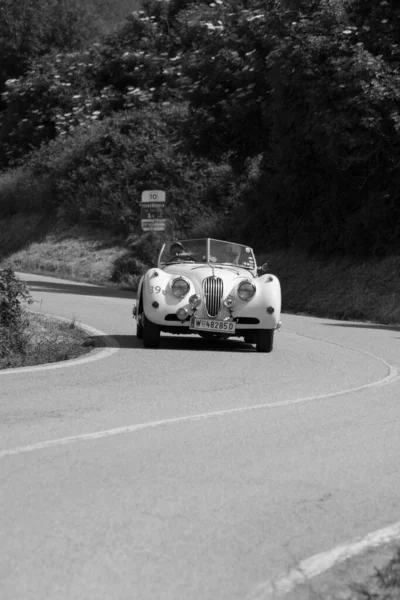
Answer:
[
  {"xmin": 247, "ymin": 521, "xmax": 400, "ymax": 599},
  {"xmin": 0, "ymin": 311, "xmax": 119, "ymax": 376}
]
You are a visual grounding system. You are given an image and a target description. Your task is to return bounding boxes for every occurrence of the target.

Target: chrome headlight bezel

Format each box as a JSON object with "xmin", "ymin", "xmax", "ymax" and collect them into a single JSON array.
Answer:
[
  {"xmin": 171, "ymin": 277, "xmax": 190, "ymax": 298},
  {"xmin": 237, "ymin": 281, "xmax": 256, "ymax": 301}
]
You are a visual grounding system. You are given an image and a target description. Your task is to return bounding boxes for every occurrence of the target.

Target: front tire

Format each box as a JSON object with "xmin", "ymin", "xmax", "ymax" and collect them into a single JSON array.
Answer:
[
  {"xmin": 256, "ymin": 329, "xmax": 274, "ymax": 353},
  {"xmin": 136, "ymin": 319, "xmax": 143, "ymax": 340},
  {"xmin": 142, "ymin": 314, "xmax": 160, "ymax": 348}
]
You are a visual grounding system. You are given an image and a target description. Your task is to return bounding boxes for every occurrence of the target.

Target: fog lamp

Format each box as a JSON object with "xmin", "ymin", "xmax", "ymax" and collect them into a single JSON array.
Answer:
[
  {"xmin": 152, "ymin": 301, "xmax": 159, "ymax": 308},
  {"xmin": 176, "ymin": 307, "xmax": 188, "ymax": 321},
  {"xmin": 223, "ymin": 296, "xmax": 236, "ymax": 308},
  {"xmin": 267, "ymin": 306, "xmax": 275, "ymax": 314},
  {"xmin": 189, "ymin": 294, "xmax": 201, "ymax": 308}
]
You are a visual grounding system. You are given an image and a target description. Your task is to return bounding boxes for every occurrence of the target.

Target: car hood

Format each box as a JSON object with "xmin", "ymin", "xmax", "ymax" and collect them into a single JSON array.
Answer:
[{"xmin": 163, "ymin": 264, "xmax": 254, "ymax": 287}]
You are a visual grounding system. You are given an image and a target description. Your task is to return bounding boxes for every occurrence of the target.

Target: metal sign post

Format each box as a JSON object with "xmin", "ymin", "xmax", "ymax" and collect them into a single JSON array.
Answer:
[{"xmin": 140, "ymin": 190, "xmax": 167, "ymax": 232}]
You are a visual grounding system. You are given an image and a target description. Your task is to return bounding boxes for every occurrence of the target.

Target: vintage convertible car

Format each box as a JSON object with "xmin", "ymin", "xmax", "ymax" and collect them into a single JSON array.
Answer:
[{"xmin": 133, "ymin": 238, "xmax": 281, "ymax": 352}]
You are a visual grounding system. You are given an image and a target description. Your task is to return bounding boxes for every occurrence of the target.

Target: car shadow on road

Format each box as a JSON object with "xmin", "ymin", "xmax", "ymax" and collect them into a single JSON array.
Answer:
[
  {"xmin": 92, "ymin": 334, "xmax": 256, "ymax": 352},
  {"xmin": 26, "ymin": 280, "xmax": 136, "ymax": 300},
  {"xmin": 322, "ymin": 322, "xmax": 400, "ymax": 332}
]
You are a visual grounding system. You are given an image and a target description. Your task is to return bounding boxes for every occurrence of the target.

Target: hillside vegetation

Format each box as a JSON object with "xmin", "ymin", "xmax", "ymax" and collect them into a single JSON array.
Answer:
[{"xmin": 0, "ymin": 0, "xmax": 399, "ymax": 323}]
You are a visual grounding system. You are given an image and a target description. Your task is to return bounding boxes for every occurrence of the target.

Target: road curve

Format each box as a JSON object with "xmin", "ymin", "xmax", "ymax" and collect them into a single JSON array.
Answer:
[{"xmin": 1, "ymin": 272, "xmax": 400, "ymax": 600}]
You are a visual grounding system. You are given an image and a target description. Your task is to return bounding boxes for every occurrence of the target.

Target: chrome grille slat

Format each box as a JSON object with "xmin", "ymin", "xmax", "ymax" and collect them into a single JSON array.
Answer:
[{"xmin": 203, "ymin": 277, "xmax": 223, "ymax": 317}]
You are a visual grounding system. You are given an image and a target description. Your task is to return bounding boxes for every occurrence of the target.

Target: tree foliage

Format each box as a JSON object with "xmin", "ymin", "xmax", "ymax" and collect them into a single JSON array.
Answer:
[
  {"xmin": 1, "ymin": 0, "xmax": 400, "ymax": 257},
  {"xmin": 20, "ymin": 103, "xmax": 241, "ymax": 238}
]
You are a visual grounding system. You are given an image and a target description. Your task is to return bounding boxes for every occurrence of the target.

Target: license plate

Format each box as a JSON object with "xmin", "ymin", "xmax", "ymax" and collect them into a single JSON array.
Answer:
[{"xmin": 190, "ymin": 317, "xmax": 236, "ymax": 333}]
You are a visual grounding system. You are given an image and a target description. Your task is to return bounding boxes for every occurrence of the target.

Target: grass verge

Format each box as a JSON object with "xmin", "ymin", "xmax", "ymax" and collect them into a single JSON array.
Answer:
[
  {"xmin": 265, "ymin": 249, "xmax": 400, "ymax": 325},
  {"xmin": 1, "ymin": 222, "xmax": 126, "ymax": 285},
  {"xmin": 348, "ymin": 547, "xmax": 400, "ymax": 599},
  {"xmin": 0, "ymin": 312, "xmax": 93, "ymax": 370}
]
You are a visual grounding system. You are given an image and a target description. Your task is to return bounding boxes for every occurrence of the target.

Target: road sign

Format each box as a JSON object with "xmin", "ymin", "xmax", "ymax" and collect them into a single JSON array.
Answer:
[
  {"xmin": 141, "ymin": 190, "xmax": 166, "ymax": 231},
  {"xmin": 141, "ymin": 190, "xmax": 166, "ymax": 204}
]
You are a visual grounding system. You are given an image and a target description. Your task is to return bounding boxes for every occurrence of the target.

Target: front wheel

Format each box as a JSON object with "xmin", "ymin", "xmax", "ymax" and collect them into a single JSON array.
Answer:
[
  {"xmin": 142, "ymin": 314, "xmax": 160, "ymax": 348},
  {"xmin": 256, "ymin": 329, "xmax": 274, "ymax": 353},
  {"xmin": 136, "ymin": 319, "xmax": 143, "ymax": 340}
]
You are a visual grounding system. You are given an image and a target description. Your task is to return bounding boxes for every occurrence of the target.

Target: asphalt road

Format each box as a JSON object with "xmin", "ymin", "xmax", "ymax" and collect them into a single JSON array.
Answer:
[{"xmin": 1, "ymin": 273, "xmax": 400, "ymax": 600}]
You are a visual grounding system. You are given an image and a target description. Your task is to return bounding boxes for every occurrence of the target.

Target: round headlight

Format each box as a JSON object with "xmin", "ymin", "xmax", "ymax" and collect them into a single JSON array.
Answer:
[
  {"xmin": 172, "ymin": 277, "xmax": 190, "ymax": 298},
  {"xmin": 237, "ymin": 281, "xmax": 256, "ymax": 301}
]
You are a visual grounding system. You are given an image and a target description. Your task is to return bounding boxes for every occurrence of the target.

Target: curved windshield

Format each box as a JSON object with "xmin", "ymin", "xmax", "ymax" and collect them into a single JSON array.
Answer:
[
  {"xmin": 159, "ymin": 239, "xmax": 208, "ymax": 265},
  {"xmin": 209, "ymin": 239, "xmax": 256, "ymax": 271},
  {"xmin": 159, "ymin": 238, "xmax": 257, "ymax": 272}
]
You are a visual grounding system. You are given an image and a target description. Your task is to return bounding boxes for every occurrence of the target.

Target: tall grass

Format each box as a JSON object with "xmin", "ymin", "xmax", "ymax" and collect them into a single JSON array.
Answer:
[
  {"xmin": 1, "ymin": 223, "xmax": 126, "ymax": 284},
  {"xmin": 265, "ymin": 250, "xmax": 400, "ymax": 325},
  {"xmin": 0, "ymin": 313, "xmax": 93, "ymax": 370}
]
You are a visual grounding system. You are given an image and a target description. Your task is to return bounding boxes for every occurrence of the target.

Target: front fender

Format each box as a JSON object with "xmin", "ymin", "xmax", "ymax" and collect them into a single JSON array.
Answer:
[
  {"xmin": 256, "ymin": 273, "xmax": 282, "ymax": 314},
  {"xmin": 226, "ymin": 273, "xmax": 282, "ymax": 328},
  {"xmin": 141, "ymin": 268, "xmax": 197, "ymax": 324}
]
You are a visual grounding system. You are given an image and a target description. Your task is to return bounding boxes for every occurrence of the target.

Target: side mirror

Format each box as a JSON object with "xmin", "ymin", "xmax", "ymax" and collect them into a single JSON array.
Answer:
[{"xmin": 257, "ymin": 262, "xmax": 268, "ymax": 273}]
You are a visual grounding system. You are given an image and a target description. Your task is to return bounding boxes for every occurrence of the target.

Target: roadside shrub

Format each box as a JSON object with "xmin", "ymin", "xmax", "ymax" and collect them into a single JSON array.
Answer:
[
  {"xmin": 0, "ymin": 267, "xmax": 33, "ymax": 358},
  {"xmin": 0, "ymin": 323, "xmax": 27, "ymax": 359},
  {"xmin": 125, "ymin": 231, "xmax": 164, "ymax": 265},
  {"xmin": 111, "ymin": 254, "xmax": 147, "ymax": 289},
  {"xmin": 0, "ymin": 267, "xmax": 33, "ymax": 328},
  {"xmin": 111, "ymin": 232, "xmax": 163, "ymax": 287},
  {"xmin": 20, "ymin": 104, "xmax": 242, "ymax": 236}
]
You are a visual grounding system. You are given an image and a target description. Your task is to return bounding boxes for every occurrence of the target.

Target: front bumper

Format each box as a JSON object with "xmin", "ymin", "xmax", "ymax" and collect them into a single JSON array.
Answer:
[{"xmin": 143, "ymin": 304, "xmax": 281, "ymax": 332}]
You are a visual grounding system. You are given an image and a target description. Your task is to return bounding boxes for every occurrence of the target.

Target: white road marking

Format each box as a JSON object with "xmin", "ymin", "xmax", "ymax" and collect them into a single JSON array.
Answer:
[
  {"xmin": 0, "ymin": 313, "xmax": 119, "ymax": 376},
  {"xmin": 0, "ymin": 347, "xmax": 397, "ymax": 458},
  {"xmin": 32, "ymin": 292, "xmax": 134, "ymax": 305},
  {"xmin": 5, "ymin": 277, "xmax": 400, "ymax": 592},
  {"xmin": 247, "ymin": 521, "xmax": 400, "ymax": 598},
  {"xmin": 80, "ymin": 296, "xmax": 133, "ymax": 304}
]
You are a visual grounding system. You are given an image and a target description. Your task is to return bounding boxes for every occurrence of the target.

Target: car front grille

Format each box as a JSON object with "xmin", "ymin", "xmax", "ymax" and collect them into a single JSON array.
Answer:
[{"xmin": 203, "ymin": 276, "xmax": 223, "ymax": 317}]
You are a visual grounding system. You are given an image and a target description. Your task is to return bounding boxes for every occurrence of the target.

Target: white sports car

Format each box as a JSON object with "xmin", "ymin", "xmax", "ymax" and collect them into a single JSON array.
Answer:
[{"xmin": 133, "ymin": 238, "xmax": 281, "ymax": 352}]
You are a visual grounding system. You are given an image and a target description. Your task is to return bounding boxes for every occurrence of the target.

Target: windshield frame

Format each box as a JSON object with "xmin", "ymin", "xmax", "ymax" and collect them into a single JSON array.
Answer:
[{"xmin": 158, "ymin": 238, "xmax": 258, "ymax": 274}]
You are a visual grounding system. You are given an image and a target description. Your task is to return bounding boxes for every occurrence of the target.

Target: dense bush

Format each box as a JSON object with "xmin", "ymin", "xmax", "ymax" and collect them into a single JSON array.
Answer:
[
  {"xmin": 111, "ymin": 231, "xmax": 163, "ymax": 286},
  {"xmin": 0, "ymin": 267, "xmax": 32, "ymax": 326},
  {"xmin": 0, "ymin": 268, "xmax": 33, "ymax": 358},
  {"xmin": 18, "ymin": 104, "xmax": 242, "ymax": 237}
]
